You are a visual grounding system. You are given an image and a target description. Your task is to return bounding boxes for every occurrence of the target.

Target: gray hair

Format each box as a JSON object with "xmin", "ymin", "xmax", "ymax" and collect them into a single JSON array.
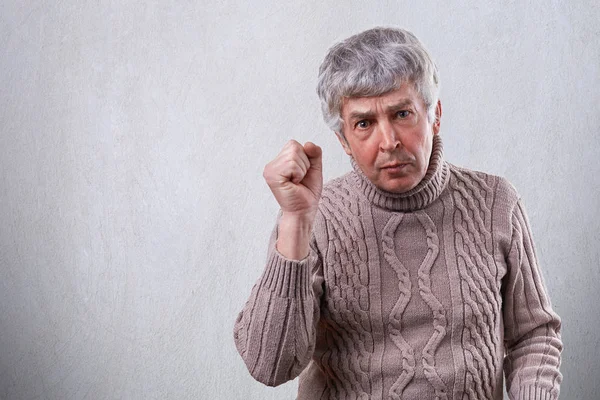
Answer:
[{"xmin": 316, "ymin": 27, "xmax": 440, "ymax": 134}]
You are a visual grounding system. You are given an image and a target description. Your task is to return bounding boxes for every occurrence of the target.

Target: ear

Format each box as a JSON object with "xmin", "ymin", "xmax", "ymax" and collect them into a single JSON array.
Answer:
[
  {"xmin": 433, "ymin": 100, "xmax": 442, "ymax": 135},
  {"xmin": 335, "ymin": 131, "xmax": 353, "ymax": 156}
]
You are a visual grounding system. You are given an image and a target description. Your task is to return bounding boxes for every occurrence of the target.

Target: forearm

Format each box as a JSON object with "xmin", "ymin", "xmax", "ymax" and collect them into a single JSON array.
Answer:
[
  {"xmin": 276, "ymin": 211, "xmax": 315, "ymax": 260},
  {"xmin": 233, "ymin": 250, "xmax": 320, "ymax": 386},
  {"xmin": 504, "ymin": 314, "xmax": 562, "ymax": 399},
  {"xmin": 503, "ymin": 199, "xmax": 563, "ymax": 399}
]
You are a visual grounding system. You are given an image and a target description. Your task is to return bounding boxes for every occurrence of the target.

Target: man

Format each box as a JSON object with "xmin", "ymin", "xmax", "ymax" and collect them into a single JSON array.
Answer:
[{"xmin": 234, "ymin": 27, "xmax": 562, "ymax": 400}]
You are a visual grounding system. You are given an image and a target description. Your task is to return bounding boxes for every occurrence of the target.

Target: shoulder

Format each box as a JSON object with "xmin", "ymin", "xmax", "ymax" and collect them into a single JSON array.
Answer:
[
  {"xmin": 318, "ymin": 171, "xmax": 359, "ymax": 207},
  {"xmin": 310, "ymin": 171, "xmax": 358, "ymax": 256},
  {"xmin": 322, "ymin": 171, "xmax": 354, "ymax": 195},
  {"xmin": 314, "ymin": 170, "xmax": 363, "ymax": 230},
  {"xmin": 447, "ymin": 163, "xmax": 526, "ymax": 253},
  {"xmin": 447, "ymin": 162, "xmax": 520, "ymax": 210}
]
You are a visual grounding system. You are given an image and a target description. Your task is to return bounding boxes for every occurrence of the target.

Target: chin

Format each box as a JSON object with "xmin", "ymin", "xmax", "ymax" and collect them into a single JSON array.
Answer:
[
  {"xmin": 379, "ymin": 179, "xmax": 418, "ymax": 194},
  {"xmin": 373, "ymin": 167, "xmax": 423, "ymax": 194}
]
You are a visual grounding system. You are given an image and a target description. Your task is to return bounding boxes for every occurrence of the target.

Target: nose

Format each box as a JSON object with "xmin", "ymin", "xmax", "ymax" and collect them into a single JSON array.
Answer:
[{"xmin": 379, "ymin": 120, "xmax": 401, "ymax": 152}]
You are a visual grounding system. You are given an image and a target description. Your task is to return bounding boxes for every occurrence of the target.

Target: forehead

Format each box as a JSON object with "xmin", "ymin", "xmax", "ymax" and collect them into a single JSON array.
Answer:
[{"xmin": 341, "ymin": 82, "xmax": 425, "ymax": 118}]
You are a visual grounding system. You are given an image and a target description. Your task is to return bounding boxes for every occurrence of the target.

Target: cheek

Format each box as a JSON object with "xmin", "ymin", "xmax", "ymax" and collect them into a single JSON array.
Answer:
[
  {"xmin": 417, "ymin": 138, "xmax": 434, "ymax": 169},
  {"xmin": 357, "ymin": 143, "xmax": 380, "ymax": 166},
  {"xmin": 408, "ymin": 132, "xmax": 430, "ymax": 156}
]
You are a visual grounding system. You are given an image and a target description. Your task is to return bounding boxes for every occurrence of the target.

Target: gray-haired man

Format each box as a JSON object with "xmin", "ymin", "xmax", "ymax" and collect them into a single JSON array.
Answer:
[{"xmin": 234, "ymin": 27, "xmax": 562, "ymax": 400}]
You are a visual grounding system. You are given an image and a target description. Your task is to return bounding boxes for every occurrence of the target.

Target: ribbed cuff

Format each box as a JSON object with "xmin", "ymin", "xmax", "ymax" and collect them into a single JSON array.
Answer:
[
  {"xmin": 259, "ymin": 249, "xmax": 316, "ymax": 298},
  {"xmin": 517, "ymin": 386, "xmax": 557, "ymax": 400}
]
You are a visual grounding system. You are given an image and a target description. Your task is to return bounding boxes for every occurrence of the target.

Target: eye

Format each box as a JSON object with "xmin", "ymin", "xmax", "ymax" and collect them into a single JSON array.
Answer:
[
  {"xmin": 396, "ymin": 110, "xmax": 410, "ymax": 119},
  {"xmin": 355, "ymin": 120, "xmax": 370, "ymax": 129}
]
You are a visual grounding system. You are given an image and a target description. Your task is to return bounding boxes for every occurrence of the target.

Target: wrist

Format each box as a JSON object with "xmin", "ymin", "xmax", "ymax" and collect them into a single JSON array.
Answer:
[
  {"xmin": 276, "ymin": 211, "xmax": 316, "ymax": 260},
  {"xmin": 280, "ymin": 210, "xmax": 316, "ymax": 229}
]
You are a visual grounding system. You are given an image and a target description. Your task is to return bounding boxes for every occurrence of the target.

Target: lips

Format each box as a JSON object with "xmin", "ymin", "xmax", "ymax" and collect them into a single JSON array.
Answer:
[
  {"xmin": 379, "ymin": 161, "xmax": 412, "ymax": 176},
  {"xmin": 381, "ymin": 162, "xmax": 410, "ymax": 169}
]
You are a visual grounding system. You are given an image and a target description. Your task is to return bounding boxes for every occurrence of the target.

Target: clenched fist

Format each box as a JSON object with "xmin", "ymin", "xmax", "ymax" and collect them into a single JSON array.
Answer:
[
  {"xmin": 263, "ymin": 140, "xmax": 323, "ymax": 260},
  {"xmin": 263, "ymin": 140, "xmax": 323, "ymax": 219}
]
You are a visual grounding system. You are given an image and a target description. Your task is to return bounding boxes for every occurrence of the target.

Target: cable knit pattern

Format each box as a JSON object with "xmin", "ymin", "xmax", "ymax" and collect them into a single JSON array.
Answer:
[
  {"xmin": 382, "ymin": 214, "xmax": 416, "ymax": 399},
  {"xmin": 450, "ymin": 168, "xmax": 502, "ymax": 399},
  {"xmin": 414, "ymin": 212, "xmax": 449, "ymax": 399},
  {"xmin": 234, "ymin": 135, "xmax": 562, "ymax": 399},
  {"xmin": 319, "ymin": 182, "xmax": 373, "ymax": 397}
]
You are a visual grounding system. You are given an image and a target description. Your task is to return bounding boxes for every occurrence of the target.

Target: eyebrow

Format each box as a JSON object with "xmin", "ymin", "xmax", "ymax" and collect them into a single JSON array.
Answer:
[
  {"xmin": 385, "ymin": 99, "xmax": 414, "ymax": 113},
  {"xmin": 347, "ymin": 99, "xmax": 415, "ymax": 121},
  {"xmin": 348, "ymin": 110, "xmax": 376, "ymax": 121}
]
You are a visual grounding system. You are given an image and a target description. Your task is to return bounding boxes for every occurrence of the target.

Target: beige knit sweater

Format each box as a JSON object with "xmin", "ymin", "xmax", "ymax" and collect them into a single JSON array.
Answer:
[{"xmin": 234, "ymin": 135, "xmax": 562, "ymax": 399}]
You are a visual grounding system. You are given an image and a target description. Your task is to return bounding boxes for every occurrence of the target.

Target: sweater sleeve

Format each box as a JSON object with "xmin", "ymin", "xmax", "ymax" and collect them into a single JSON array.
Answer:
[
  {"xmin": 502, "ymin": 199, "xmax": 563, "ymax": 400},
  {"xmin": 233, "ymin": 212, "xmax": 324, "ymax": 387}
]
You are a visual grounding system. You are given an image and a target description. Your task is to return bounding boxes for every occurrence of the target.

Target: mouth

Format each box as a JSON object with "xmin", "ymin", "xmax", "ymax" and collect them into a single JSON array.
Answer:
[
  {"xmin": 380, "ymin": 163, "xmax": 410, "ymax": 175},
  {"xmin": 381, "ymin": 162, "xmax": 410, "ymax": 170}
]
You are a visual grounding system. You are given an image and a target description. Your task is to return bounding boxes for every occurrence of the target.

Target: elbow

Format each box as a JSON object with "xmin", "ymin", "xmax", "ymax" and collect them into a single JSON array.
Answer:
[
  {"xmin": 249, "ymin": 348, "xmax": 313, "ymax": 387},
  {"xmin": 505, "ymin": 311, "xmax": 562, "ymax": 352},
  {"xmin": 247, "ymin": 364, "xmax": 291, "ymax": 387},
  {"xmin": 233, "ymin": 328, "xmax": 296, "ymax": 387}
]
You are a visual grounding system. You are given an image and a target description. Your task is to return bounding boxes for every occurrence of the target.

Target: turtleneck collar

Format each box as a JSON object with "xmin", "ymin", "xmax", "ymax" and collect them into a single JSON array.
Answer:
[{"xmin": 349, "ymin": 134, "xmax": 449, "ymax": 212}]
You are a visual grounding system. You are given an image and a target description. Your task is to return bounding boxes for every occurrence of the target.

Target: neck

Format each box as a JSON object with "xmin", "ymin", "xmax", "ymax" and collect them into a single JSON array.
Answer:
[{"xmin": 350, "ymin": 134, "xmax": 449, "ymax": 211}]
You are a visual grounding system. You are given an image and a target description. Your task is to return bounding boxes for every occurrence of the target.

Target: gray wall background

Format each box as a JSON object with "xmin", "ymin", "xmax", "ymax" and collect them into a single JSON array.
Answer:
[{"xmin": 1, "ymin": 1, "xmax": 598, "ymax": 399}]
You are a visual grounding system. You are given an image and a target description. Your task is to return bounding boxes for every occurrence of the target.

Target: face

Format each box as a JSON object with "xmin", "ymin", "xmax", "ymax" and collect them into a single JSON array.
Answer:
[{"xmin": 337, "ymin": 82, "xmax": 442, "ymax": 194}]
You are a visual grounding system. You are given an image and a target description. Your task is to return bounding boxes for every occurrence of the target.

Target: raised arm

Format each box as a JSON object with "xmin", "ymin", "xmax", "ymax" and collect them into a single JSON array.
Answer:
[
  {"xmin": 233, "ymin": 140, "xmax": 325, "ymax": 386},
  {"xmin": 502, "ymin": 199, "xmax": 563, "ymax": 399}
]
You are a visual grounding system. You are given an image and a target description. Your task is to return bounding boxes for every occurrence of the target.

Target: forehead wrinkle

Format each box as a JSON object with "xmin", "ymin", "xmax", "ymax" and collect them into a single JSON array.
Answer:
[
  {"xmin": 344, "ymin": 96, "xmax": 414, "ymax": 121},
  {"xmin": 341, "ymin": 96, "xmax": 373, "ymax": 120},
  {"xmin": 384, "ymin": 98, "xmax": 414, "ymax": 113}
]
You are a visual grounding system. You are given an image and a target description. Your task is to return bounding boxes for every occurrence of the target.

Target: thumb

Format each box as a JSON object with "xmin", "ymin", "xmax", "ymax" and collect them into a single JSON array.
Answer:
[{"xmin": 303, "ymin": 142, "xmax": 322, "ymax": 171}]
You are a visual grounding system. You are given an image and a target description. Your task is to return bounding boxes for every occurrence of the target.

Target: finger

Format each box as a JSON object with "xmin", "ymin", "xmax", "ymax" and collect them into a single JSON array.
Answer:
[
  {"xmin": 303, "ymin": 142, "xmax": 322, "ymax": 170},
  {"xmin": 283, "ymin": 140, "xmax": 310, "ymax": 173},
  {"xmin": 288, "ymin": 159, "xmax": 308, "ymax": 184},
  {"xmin": 296, "ymin": 147, "xmax": 311, "ymax": 173}
]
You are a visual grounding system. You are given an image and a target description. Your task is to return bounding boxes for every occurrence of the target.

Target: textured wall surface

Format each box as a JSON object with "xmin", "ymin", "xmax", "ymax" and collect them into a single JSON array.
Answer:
[{"xmin": 1, "ymin": 1, "xmax": 598, "ymax": 399}]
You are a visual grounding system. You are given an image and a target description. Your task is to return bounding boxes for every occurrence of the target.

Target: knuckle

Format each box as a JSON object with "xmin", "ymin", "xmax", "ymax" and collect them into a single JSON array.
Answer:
[
  {"xmin": 289, "ymin": 140, "xmax": 303, "ymax": 152},
  {"xmin": 285, "ymin": 139, "xmax": 298, "ymax": 150},
  {"xmin": 263, "ymin": 163, "xmax": 276, "ymax": 182}
]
